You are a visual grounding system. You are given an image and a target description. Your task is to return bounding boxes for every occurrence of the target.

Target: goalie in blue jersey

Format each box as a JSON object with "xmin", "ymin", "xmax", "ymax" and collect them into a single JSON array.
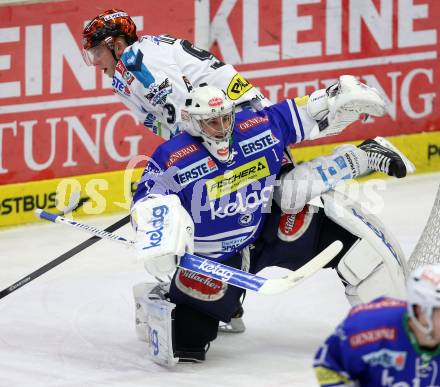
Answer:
[
  {"xmin": 130, "ymin": 80, "xmax": 411, "ymax": 366},
  {"xmin": 314, "ymin": 263, "xmax": 440, "ymax": 386}
]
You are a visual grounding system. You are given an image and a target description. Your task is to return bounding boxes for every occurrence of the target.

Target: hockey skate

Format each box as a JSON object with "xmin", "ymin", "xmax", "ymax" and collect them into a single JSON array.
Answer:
[
  {"xmin": 218, "ymin": 304, "xmax": 246, "ymax": 333},
  {"xmin": 358, "ymin": 137, "xmax": 414, "ymax": 178}
]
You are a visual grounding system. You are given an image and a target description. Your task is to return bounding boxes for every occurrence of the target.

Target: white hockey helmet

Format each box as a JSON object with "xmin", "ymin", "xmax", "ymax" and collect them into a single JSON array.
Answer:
[
  {"xmin": 407, "ymin": 264, "xmax": 440, "ymax": 337},
  {"xmin": 181, "ymin": 85, "xmax": 235, "ymax": 163}
]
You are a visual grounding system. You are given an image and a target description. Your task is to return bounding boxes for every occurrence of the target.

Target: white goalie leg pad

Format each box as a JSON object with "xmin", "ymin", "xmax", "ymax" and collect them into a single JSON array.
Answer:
[
  {"xmin": 133, "ymin": 282, "xmax": 178, "ymax": 367},
  {"xmin": 337, "ymin": 239, "xmax": 404, "ymax": 305},
  {"xmin": 322, "ymin": 190, "xmax": 408, "ymax": 304},
  {"xmin": 133, "ymin": 282, "xmax": 157, "ymax": 342}
]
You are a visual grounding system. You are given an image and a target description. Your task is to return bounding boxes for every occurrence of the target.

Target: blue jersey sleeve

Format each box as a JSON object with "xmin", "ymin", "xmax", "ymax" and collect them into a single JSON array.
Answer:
[
  {"xmin": 314, "ymin": 324, "xmax": 360, "ymax": 386},
  {"xmin": 262, "ymin": 98, "xmax": 313, "ymax": 146},
  {"xmin": 132, "ymin": 148, "xmax": 181, "ymax": 205}
]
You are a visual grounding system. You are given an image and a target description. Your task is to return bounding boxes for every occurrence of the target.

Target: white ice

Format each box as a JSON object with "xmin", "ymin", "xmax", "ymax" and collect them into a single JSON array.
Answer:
[{"xmin": 1, "ymin": 173, "xmax": 439, "ymax": 387}]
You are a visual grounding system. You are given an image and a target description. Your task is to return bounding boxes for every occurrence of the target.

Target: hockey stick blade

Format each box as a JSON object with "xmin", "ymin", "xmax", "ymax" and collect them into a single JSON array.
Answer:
[
  {"xmin": 57, "ymin": 190, "xmax": 80, "ymax": 215},
  {"xmin": 0, "ymin": 214, "xmax": 130, "ymax": 300},
  {"xmin": 35, "ymin": 209, "xmax": 343, "ymax": 295}
]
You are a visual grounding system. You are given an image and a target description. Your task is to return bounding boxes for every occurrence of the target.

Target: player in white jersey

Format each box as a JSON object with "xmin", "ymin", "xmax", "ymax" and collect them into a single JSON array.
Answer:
[{"xmin": 81, "ymin": 9, "xmax": 267, "ymax": 140}]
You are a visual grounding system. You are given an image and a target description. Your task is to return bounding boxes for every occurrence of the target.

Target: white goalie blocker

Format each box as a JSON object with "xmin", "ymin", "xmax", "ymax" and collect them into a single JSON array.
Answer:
[{"xmin": 321, "ymin": 190, "xmax": 408, "ymax": 305}]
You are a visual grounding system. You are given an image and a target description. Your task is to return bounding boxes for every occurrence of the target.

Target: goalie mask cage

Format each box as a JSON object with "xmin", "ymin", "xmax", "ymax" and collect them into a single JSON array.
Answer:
[{"xmin": 408, "ymin": 183, "xmax": 440, "ymax": 271}]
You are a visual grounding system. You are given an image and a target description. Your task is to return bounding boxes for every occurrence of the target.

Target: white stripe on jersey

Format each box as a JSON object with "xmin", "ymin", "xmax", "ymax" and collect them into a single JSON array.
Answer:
[{"xmin": 287, "ymin": 99, "xmax": 303, "ymax": 143}]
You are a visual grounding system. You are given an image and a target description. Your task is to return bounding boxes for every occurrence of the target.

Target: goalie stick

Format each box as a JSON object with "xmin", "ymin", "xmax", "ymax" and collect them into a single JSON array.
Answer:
[{"xmin": 34, "ymin": 209, "xmax": 343, "ymax": 295}]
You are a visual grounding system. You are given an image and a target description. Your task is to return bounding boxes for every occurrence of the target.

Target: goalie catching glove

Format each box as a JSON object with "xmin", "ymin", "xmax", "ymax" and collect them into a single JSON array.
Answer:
[
  {"xmin": 131, "ymin": 194, "xmax": 194, "ymax": 277},
  {"xmin": 307, "ymin": 75, "xmax": 386, "ymax": 139}
]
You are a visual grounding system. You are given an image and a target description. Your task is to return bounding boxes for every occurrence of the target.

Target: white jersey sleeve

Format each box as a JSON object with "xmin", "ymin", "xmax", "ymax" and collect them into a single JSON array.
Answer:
[
  {"xmin": 113, "ymin": 35, "xmax": 269, "ymax": 141},
  {"xmin": 169, "ymin": 36, "xmax": 268, "ymax": 107}
]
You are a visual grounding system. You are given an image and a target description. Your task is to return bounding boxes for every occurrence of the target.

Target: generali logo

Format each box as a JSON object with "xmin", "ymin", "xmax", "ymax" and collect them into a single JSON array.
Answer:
[
  {"xmin": 349, "ymin": 327, "xmax": 396, "ymax": 348},
  {"xmin": 237, "ymin": 116, "xmax": 269, "ymax": 132}
]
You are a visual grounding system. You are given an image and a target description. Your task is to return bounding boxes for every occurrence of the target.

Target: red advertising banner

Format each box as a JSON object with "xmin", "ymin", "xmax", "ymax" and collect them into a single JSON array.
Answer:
[{"xmin": 0, "ymin": 0, "xmax": 439, "ymax": 185}]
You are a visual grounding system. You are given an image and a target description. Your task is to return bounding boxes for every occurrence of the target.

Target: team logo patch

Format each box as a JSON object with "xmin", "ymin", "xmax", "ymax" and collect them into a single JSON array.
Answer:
[
  {"xmin": 145, "ymin": 78, "xmax": 172, "ymax": 106},
  {"xmin": 205, "ymin": 156, "xmax": 270, "ymax": 200},
  {"xmin": 237, "ymin": 115, "xmax": 269, "ymax": 132},
  {"xmin": 176, "ymin": 156, "xmax": 218, "ymax": 187},
  {"xmin": 362, "ymin": 349, "xmax": 407, "ymax": 371},
  {"xmin": 175, "ymin": 268, "xmax": 227, "ymax": 301},
  {"xmin": 239, "ymin": 130, "xmax": 279, "ymax": 157},
  {"xmin": 115, "ymin": 61, "xmax": 134, "ymax": 84},
  {"xmin": 349, "ymin": 327, "xmax": 396, "ymax": 348},
  {"xmin": 238, "ymin": 213, "xmax": 254, "ymax": 226},
  {"xmin": 227, "ymin": 73, "xmax": 253, "ymax": 100},
  {"xmin": 166, "ymin": 144, "xmax": 200, "ymax": 168},
  {"xmin": 277, "ymin": 205, "xmax": 314, "ymax": 242}
]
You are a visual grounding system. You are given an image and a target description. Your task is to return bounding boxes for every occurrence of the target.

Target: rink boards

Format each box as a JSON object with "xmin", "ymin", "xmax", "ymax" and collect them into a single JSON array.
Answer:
[{"xmin": 1, "ymin": 131, "xmax": 438, "ymax": 227}]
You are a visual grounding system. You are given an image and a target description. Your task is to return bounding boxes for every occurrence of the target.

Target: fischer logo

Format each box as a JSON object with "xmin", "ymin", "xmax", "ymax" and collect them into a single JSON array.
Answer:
[
  {"xmin": 238, "ymin": 116, "xmax": 269, "ymax": 132},
  {"xmin": 198, "ymin": 260, "xmax": 234, "ymax": 281},
  {"xmin": 210, "ymin": 186, "xmax": 273, "ymax": 219},
  {"xmin": 177, "ymin": 157, "xmax": 218, "ymax": 187},
  {"xmin": 142, "ymin": 205, "xmax": 169, "ymax": 250},
  {"xmin": 239, "ymin": 130, "xmax": 279, "ymax": 157},
  {"xmin": 205, "ymin": 156, "xmax": 270, "ymax": 200}
]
